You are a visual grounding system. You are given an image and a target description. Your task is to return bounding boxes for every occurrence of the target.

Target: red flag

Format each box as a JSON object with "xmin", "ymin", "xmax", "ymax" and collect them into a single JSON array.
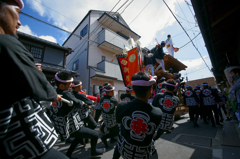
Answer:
[{"xmin": 117, "ymin": 54, "xmax": 130, "ymax": 86}]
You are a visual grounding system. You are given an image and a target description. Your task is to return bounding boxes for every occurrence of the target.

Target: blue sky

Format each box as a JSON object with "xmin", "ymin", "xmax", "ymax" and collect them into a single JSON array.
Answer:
[{"xmin": 18, "ymin": 0, "xmax": 213, "ymax": 82}]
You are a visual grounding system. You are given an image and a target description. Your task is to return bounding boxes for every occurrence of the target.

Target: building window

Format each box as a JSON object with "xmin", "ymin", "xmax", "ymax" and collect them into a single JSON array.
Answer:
[
  {"xmin": 102, "ymin": 56, "xmax": 105, "ymax": 61},
  {"xmin": 72, "ymin": 59, "xmax": 79, "ymax": 71},
  {"xmin": 80, "ymin": 25, "xmax": 88, "ymax": 39},
  {"xmin": 23, "ymin": 43, "xmax": 43, "ymax": 59}
]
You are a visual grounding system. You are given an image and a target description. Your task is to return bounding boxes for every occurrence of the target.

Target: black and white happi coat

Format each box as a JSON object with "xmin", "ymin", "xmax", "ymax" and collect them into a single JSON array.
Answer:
[
  {"xmin": 156, "ymin": 82, "xmax": 166, "ymax": 94},
  {"xmin": 100, "ymin": 95, "xmax": 118, "ymax": 128},
  {"xmin": 94, "ymin": 89, "xmax": 106, "ymax": 110},
  {"xmin": 183, "ymin": 90, "xmax": 199, "ymax": 107},
  {"xmin": 72, "ymin": 91, "xmax": 93, "ymax": 119},
  {"xmin": 195, "ymin": 89, "xmax": 202, "ymax": 100},
  {"xmin": 152, "ymin": 92, "xmax": 179, "ymax": 131},
  {"xmin": 218, "ymin": 92, "xmax": 227, "ymax": 105},
  {"xmin": 120, "ymin": 93, "xmax": 135, "ymax": 102},
  {"xmin": 52, "ymin": 88, "xmax": 84, "ymax": 140},
  {"xmin": 116, "ymin": 99, "xmax": 162, "ymax": 159},
  {"xmin": 0, "ymin": 34, "xmax": 59, "ymax": 158},
  {"xmin": 200, "ymin": 88, "xmax": 221, "ymax": 107}
]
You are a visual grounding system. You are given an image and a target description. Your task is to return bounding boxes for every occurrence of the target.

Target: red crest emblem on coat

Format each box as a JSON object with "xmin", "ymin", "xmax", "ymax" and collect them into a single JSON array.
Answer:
[
  {"xmin": 158, "ymin": 83, "xmax": 162, "ymax": 88},
  {"xmin": 103, "ymin": 102, "xmax": 110, "ymax": 109},
  {"xmin": 130, "ymin": 118, "xmax": 148, "ymax": 135},
  {"xmin": 196, "ymin": 90, "xmax": 200, "ymax": 95},
  {"xmin": 161, "ymin": 89, "xmax": 166, "ymax": 93},
  {"xmin": 52, "ymin": 102, "xmax": 56, "ymax": 108},
  {"xmin": 186, "ymin": 91, "xmax": 191, "ymax": 95},
  {"xmin": 164, "ymin": 99, "xmax": 173, "ymax": 107}
]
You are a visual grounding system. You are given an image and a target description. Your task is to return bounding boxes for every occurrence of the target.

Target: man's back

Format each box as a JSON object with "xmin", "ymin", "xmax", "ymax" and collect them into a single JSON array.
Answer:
[
  {"xmin": 0, "ymin": 34, "xmax": 59, "ymax": 158},
  {"xmin": 116, "ymin": 99, "xmax": 162, "ymax": 158}
]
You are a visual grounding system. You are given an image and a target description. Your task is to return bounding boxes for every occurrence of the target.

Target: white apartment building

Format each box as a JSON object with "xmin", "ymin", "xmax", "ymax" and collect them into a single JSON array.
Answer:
[{"xmin": 63, "ymin": 10, "xmax": 140, "ymax": 100}]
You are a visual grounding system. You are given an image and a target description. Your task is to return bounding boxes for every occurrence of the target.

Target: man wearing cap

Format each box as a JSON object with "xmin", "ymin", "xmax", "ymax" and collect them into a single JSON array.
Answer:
[
  {"xmin": 151, "ymin": 41, "xmax": 166, "ymax": 72},
  {"xmin": 152, "ymin": 79, "xmax": 179, "ymax": 137},
  {"xmin": 120, "ymin": 85, "xmax": 135, "ymax": 102},
  {"xmin": 183, "ymin": 85, "xmax": 200, "ymax": 127},
  {"xmin": 200, "ymin": 82, "xmax": 223, "ymax": 127},
  {"xmin": 99, "ymin": 84, "xmax": 119, "ymax": 148},
  {"xmin": 52, "ymin": 71, "xmax": 105, "ymax": 157},
  {"xmin": 0, "ymin": 0, "xmax": 65, "ymax": 158},
  {"xmin": 113, "ymin": 71, "xmax": 162, "ymax": 159}
]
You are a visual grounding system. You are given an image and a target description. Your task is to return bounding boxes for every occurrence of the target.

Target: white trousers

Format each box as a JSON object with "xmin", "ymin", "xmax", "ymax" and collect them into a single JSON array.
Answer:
[
  {"xmin": 155, "ymin": 58, "xmax": 166, "ymax": 72},
  {"xmin": 167, "ymin": 47, "xmax": 174, "ymax": 56},
  {"xmin": 145, "ymin": 64, "xmax": 154, "ymax": 76}
]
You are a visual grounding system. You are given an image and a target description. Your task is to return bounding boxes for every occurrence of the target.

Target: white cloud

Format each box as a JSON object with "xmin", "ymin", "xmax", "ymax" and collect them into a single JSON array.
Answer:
[
  {"xmin": 18, "ymin": 25, "xmax": 57, "ymax": 43},
  {"xmin": 24, "ymin": 0, "xmax": 184, "ymax": 46},
  {"xmin": 38, "ymin": 35, "xmax": 57, "ymax": 43},
  {"xmin": 180, "ymin": 56, "xmax": 207, "ymax": 69}
]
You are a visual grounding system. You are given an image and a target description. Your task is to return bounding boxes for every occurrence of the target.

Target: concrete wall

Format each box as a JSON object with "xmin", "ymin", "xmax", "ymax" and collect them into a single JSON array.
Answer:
[
  {"xmin": 64, "ymin": 14, "xmax": 90, "ymax": 92},
  {"xmin": 88, "ymin": 12, "xmax": 118, "ymax": 67}
]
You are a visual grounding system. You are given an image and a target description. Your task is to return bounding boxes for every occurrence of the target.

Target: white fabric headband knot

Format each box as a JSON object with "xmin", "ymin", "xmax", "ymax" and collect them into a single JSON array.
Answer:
[
  {"xmin": 55, "ymin": 73, "xmax": 74, "ymax": 83},
  {"xmin": 131, "ymin": 75, "xmax": 157, "ymax": 86}
]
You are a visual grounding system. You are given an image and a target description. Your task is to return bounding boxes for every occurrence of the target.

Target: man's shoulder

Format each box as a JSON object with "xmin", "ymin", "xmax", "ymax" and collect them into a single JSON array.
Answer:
[
  {"xmin": 0, "ymin": 34, "xmax": 23, "ymax": 49},
  {"xmin": 151, "ymin": 105, "xmax": 162, "ymax": 116}
]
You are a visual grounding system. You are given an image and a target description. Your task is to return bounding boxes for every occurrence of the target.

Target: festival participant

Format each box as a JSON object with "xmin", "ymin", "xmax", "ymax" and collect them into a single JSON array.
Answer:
[
  {"xmin": 100, "ymin": 84, "xmax": 119, "ymax": 148},
  {"xmin": 152, "ymin": 79, "xmax": 179, "ymax": 138},
  {"xmin": 156, "ymin": 77, "xmax": 166, "ymax": 93},
  {"xmin": 120, "ymin": 85, "xmax": 135, "ymax": 102},
  {"xmin": 216, "ymin": 91, "xmax": 228, "ymax": 122},
  {"xmin": 200, "ymin": 82, "xmax": 223, "ymax": 127},
  {"xmin": 144, "ymin": 50, "xmax": 155, "ymax": 76},
  {"xmin": 53, "ymin": 72, "xmax": 105, "ymax": 158},
  {"xmin": 153, "ymin": 41, "xmax": 166, "ymax": 72},
  {"xmin": 113, "ymin": 71, "xmax": 162, "ymax": 159},
  {"xmin": 35, "ymin": 62, "xmax": 42, "ymax": 71},
  {"xmin": 94, "ymin": 82, "xmax": 109, "ymax": 122},
  {"xmin": 72, "ymin": 80, "xmax": 97, "ymax": 130},
  {"xmin": 183, "ymin": 85, "xmax": 200, "ymax": 127},
  {"xmin": 169, "ymin": 68, "xmax": 174, "ymax": 74},
  {"xmin": 195, "ymin": 85, "xmax": 204, "ymax": 119},
  {"xmin": 0, "ymin": 0, "xmax": 66, "ymax": 158},
  {"xmin": 229, "ymin": 68, "xmax": 240, "ymax": 121},
  {"xmin": 165, "ymin": 34, "xmax": 175, "ymax": 56}
]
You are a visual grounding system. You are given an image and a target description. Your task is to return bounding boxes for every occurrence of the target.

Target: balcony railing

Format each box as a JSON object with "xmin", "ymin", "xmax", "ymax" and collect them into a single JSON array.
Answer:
[{"xmin": 98, "ymin": 28, "xmax": 128, "ymax": 54}]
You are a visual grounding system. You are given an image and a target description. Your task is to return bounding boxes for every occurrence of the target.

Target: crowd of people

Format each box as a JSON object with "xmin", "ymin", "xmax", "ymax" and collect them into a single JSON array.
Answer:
[{"xmin": 1, "ymin": 0, "xmax": 240, "ymax": 159}]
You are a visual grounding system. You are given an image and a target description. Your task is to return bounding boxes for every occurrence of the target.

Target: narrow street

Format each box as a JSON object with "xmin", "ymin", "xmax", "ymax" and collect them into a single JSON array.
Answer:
[{"xmin": 53, "ymin": 114, "xmax": 240, "ymax": 159}]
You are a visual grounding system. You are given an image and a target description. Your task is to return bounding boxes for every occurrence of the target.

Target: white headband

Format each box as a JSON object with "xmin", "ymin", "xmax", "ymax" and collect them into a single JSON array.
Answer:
[
  {"xmin": 131, "ymin": 75, "xmax": 157, "ymax": 86},
  {"xmin": 105, "ymin": 86, "xmax": 115, "ymax": 91},
  {"xmin": 15, "ymin": 0, "xmax": 24, "ymax": 9},
  {"xmin": 72, "ymin": 82, "xmax": 82, "ymax": 87},
  {"xmin": 55, "ymin": 73, "xmax": 73, "ymax": 83},
  {"xmin": 164, "ymin": 82, "xmax": 178, "ymax": 87},
  {"xmin": 35, "ymin": 63, "xmax": 41, "ymax": 66},
  {"xmin": 125, "ymin": 87, "xmax": 132, "ymax": 91}
]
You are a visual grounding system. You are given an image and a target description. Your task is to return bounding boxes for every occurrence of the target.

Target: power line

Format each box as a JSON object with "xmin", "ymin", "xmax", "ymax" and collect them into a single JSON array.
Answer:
[
  {"xmin": 33, "ymin": 0, "xmax": 78, "ymax": 23},
  {"xmin": 20, "ymin": 12, "xmax": 125, "ymax": 53},
  {"xmin": 129, "ymin": 0, "xmax": 152, "ymax": 25},
  {"xmin": 163, "ymin": 0, "xmax": 212, "ymax": 74},
  {"xmin": 176, "ymin": 0, "xmax": 195, "ymax": 36},
  {"xmin": 179, "ymin": 32, "xmax": 200, "ymax": 49}
]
